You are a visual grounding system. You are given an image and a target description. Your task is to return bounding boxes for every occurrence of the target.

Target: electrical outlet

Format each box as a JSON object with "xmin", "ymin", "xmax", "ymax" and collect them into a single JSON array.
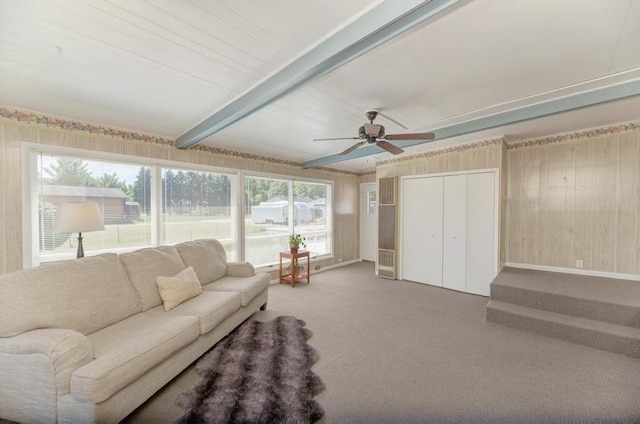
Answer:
[{"xmin": 575, "ymin": 259, "xmax": 583, "ymax": 269}]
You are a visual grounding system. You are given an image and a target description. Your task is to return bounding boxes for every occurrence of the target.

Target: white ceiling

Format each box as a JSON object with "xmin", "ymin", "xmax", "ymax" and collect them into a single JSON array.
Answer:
[{"xmin": 1, "ymin": 0, "xmax": 640, "ymax": 172}]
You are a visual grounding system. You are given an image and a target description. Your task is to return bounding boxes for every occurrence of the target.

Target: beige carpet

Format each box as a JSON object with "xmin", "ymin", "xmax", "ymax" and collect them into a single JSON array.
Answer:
[{"xmin": 122, "ymin": 261, "xmax": 640, "ymax": 423}]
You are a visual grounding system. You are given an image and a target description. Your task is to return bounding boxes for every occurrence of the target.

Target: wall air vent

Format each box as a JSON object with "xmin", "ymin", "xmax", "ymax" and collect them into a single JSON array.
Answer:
[
  {"xmin": 377, "ymin": 248, "xmax": 396, "ymax": 279},
  {"xmin": 376, "ymin": 177, "xmax": 397, "ymax": 279},
  {"xmin": 379, "ymin": 177, "xmax": 396, "ymax": 205}
]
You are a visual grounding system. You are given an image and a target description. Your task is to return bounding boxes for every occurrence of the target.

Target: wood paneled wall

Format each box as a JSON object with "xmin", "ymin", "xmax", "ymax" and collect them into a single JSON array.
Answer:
[
  {"xmin": 376, "ymin": 144, "xmax": 503, "ymax": 180},
  {"xmin": 5, "ymin": 114, "xmax": 638, "ymax": 279},
  {"xmin": 359, "ymin": 173, "xmax": 376, "ymax": 184},
  {"xmin": 506, "ymin": 131, "xmax": 640, "ymax": 274},
  {"xmin": 0, "ymin": 121, "xmax": 360, "ymax": 275}
]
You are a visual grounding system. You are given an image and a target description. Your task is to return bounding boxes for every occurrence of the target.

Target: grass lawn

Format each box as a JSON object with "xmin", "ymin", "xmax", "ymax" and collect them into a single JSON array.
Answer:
[{"xmin": 42, "ymin": 215, "xmax": 327, "ymax": 266}]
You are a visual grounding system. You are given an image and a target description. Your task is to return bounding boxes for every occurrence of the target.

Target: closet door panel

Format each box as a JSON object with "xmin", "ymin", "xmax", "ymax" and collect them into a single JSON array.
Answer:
[
  {"xmin": 466, "ymin": 172, "xmax": 495, "ymax": 296},
  {"xmin": 443, "ymin": 175, "xmax": 467, "ymax": 292},
  {"xmin": 402, "ymin": 177, "xmax": 443, "ymax": 286}
]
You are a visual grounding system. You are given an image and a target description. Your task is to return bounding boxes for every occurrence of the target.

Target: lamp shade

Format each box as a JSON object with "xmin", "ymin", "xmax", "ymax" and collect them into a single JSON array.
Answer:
[{"xmin": 53, "ymin": 202, "xmax": 105, "ymax": 234}]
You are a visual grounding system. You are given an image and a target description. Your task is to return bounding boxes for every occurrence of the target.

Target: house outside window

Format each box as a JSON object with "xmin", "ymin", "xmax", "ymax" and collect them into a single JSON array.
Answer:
[
  {"xmin": 244, "ymin": 175, "xmax": 332, "ymax": 268},
  {"xmin": 35, "ymin": 153, "xmax": 152, "ymax": 262}
]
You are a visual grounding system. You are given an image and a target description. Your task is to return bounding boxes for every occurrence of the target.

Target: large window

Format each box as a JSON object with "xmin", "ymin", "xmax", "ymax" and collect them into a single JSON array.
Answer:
[
  {"xmin": 294, "ymin": 181, "xmax": 330, "ymax": 256},
  {"xmin": 244, "ymin": 175, "xmax": 332, "ymax": 267},
  {"xmin": 35, "ymin": 153, "xmax": 152, "ymax": 262},
  {"xmin": 244, "ymin": 176, "xmax": 290, "ymax": 267},
  {"xmin": 28, "ymin": 148, "xmax": 331, "ymax": 267},
  {"xmin": 162, "ymin": 168, "xmax": 236, "ymax": 259}
]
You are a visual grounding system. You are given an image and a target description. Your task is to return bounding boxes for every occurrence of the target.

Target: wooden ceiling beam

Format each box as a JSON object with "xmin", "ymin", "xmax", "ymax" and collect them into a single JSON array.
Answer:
[
  {"xmin": 302, "ymin": 79, "xmax": 640, "ymax": 168},
  {"xmin": 175, "ymin": 0, "xmax": 461, "ymax": 149}
]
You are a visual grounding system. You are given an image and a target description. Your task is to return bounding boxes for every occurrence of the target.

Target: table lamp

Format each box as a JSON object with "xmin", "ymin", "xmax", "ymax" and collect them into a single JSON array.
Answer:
[{"xmin": 53, "ymin": 202, "xmax": 105, "ymax": 258}]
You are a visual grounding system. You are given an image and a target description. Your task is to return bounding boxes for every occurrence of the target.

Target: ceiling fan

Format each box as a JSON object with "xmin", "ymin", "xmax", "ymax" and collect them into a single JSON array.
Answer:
[{"xmin": 313, "ymin": 110, "xmax": 435, "ymax": 155}]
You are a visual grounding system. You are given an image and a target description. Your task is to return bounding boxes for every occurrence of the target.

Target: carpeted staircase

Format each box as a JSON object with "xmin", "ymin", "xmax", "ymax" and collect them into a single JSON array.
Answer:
[{"xmin": 486, "ymin": 267, "xmax": 640, "ymax": 358}]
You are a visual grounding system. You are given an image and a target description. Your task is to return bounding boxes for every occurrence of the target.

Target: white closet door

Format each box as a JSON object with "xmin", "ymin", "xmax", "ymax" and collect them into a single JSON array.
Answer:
[
  {"xmin": 402, "ymin": 177, "xmax": 443, "ymax": 286},
  {"xmin": 442, "ymin": 175, "xmax": 467, "ymax": 292},
  {"xmin": 466, "ymin": 172, "xmax": 495, "ymax": 296}
]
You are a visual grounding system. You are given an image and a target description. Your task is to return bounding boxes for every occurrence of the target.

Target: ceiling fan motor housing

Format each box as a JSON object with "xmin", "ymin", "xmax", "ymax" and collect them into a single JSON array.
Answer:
[{"xmin": 360, "ymin": 123, "xmax": 385, "ymax": 140}]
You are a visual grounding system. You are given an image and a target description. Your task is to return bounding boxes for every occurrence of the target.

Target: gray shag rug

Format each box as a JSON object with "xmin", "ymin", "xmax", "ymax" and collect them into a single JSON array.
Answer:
[{"xmin": 173, "ymin": 316, "xmax": 325, "ymax": 424}]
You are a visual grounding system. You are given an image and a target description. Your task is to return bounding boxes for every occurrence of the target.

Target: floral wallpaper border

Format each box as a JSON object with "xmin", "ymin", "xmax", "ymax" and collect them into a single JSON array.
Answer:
[
  {"xmin": 376, "ymin": 119, "xmax": 640, "ymax": 166},
  {"xmin": 0, "ymin": 107, "xmax": 175, "ymax": 146},
  {"xmin": 0, "ymin": 107, "xmax": 361, "ymax": 176},
  {"xmin": 507, "ymin": 121, "xmax": 640, "ymax": 150},
  {"xmin": 5, "ymin": 107, "xmax": 638, "ymax": 174},
  {"xmin": 376, "ymin": 138, "xmax": 505, "ymax": 167},
  {"xmin": 191, "ymin": 143, "xmax": 304, "ymax": 170}
]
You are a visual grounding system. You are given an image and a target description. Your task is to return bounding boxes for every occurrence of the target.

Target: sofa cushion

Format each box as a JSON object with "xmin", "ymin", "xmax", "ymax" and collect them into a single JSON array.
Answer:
[
  {"xmin": 226, "ymin": 261, "xmax": 256, "ymax": 277},
  {"xmin": 175, "ymin": 239, "xmax": 227, "ymax": 284},
  {"xmin": 156, "ymin": 266, "xmax": 203, "ymax": 311},
  {"xmin": 72, "ymin": 312, "xmax": 200, "ymax": 403},
  {"xmin": 203, "ymin": 273, "xmax": 270, "ymax": 306},
  {"xmin": 146, "ymin": 291, "xmax": 242, "ymax": 334},
  {"xmin": 119, "ymin": 246, "xmax": 186, "ymax": 311},
  {"xmin": 0, "ymin": 253, "xmax": 141, "ymax": 337}
]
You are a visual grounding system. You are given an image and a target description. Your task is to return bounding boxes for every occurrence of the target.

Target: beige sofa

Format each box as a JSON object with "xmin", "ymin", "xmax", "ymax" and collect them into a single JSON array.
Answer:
[{"xmin": 0, "ymin": 239, "xmax": 269, "ymax": 424}]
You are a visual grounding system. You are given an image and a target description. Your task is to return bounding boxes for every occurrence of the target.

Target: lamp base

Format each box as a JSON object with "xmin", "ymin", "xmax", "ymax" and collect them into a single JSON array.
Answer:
[{"xmin": 77, "ymin": 233, "xmax": 84, "ymax": 258}]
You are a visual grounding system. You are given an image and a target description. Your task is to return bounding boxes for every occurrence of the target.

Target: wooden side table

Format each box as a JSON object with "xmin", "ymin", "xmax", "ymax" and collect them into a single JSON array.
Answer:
[{"xmin": 279, "ymin": 250, "xmax": 310, "ymax": 287}]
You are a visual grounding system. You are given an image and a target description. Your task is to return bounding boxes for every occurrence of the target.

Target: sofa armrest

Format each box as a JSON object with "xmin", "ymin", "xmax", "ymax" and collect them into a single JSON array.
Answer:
[
  {"xmin": 226, "ymin": 261, "xmax": 256, "ymax": 277},
  {"xmin": 0, "ymin": 328, "xmax": 93, "ymax": 395}
]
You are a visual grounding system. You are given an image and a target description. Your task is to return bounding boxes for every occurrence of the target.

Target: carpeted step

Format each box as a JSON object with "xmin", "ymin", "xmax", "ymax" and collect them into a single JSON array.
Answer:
[
  {"xmin": 490, "ymin": 268, "xmax": 640, "ymax": 329},
  {"xmin": 486, "ymin": 300, "xmax": 640, "ymax": 358}
]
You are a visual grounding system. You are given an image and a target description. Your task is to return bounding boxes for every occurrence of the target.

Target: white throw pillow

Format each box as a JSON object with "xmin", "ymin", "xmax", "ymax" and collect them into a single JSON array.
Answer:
[{"xmin": 156, "ymin": 266, "xmax": 203, "ymax": 311}]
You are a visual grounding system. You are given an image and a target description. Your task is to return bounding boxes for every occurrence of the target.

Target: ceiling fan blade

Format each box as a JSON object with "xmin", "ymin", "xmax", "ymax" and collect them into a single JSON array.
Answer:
[
  {"xmin": 313, "ymin": 136, "xmax": 360, "ymax": 141},
  {"xmin": 376, "ymin": 140, "xmax": 404, "ymax": 155},
  {"xmin": 339, "ymin": 141, "xmax": 365, "ymax": 155},
  {"xmin": 384, "ymin": 132, "xmax": 435, "ymax": 141}
]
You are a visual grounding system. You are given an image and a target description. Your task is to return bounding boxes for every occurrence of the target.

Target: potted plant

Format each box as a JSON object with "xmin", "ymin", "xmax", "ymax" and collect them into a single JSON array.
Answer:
[{"xmin": 289, "ymin": 233, "xmax": 306, "ymax": 254}]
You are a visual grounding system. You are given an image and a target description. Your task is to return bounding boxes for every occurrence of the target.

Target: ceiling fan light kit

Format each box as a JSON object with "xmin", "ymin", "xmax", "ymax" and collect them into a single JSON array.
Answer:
[
  {"xmin": 313, "ymin": 110, "xmax": 436, "ymax": 156},
  {"xmin": 362, "ymin": 123, "xmax": 383, "ymax": 137}
]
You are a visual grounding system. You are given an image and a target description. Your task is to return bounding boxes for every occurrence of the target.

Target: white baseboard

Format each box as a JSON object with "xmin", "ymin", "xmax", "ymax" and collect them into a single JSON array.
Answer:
[
  {"xmin": 505, "ymin": 262, "xmax": 640, "ymax": 281},
  {"xmin": 314, "ymin": 258, "xmax": 362, "ymax": 273},
  {"xmin": 269, "ymin": 259, "xmax": 362, "ymax": 284}
]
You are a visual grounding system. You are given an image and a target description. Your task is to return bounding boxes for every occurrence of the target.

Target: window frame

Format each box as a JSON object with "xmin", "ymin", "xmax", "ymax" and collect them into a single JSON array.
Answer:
[
  {"xmin": 241, "ymin": 170, "xmax": 334, "ymax": 269},
  {"xmin": 22, "ymin": 144, "xmax": 333, "ymax": 270},
  {"xmin": 22, "ymin": 144, "xmax": 240, "ymax": 267}
]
